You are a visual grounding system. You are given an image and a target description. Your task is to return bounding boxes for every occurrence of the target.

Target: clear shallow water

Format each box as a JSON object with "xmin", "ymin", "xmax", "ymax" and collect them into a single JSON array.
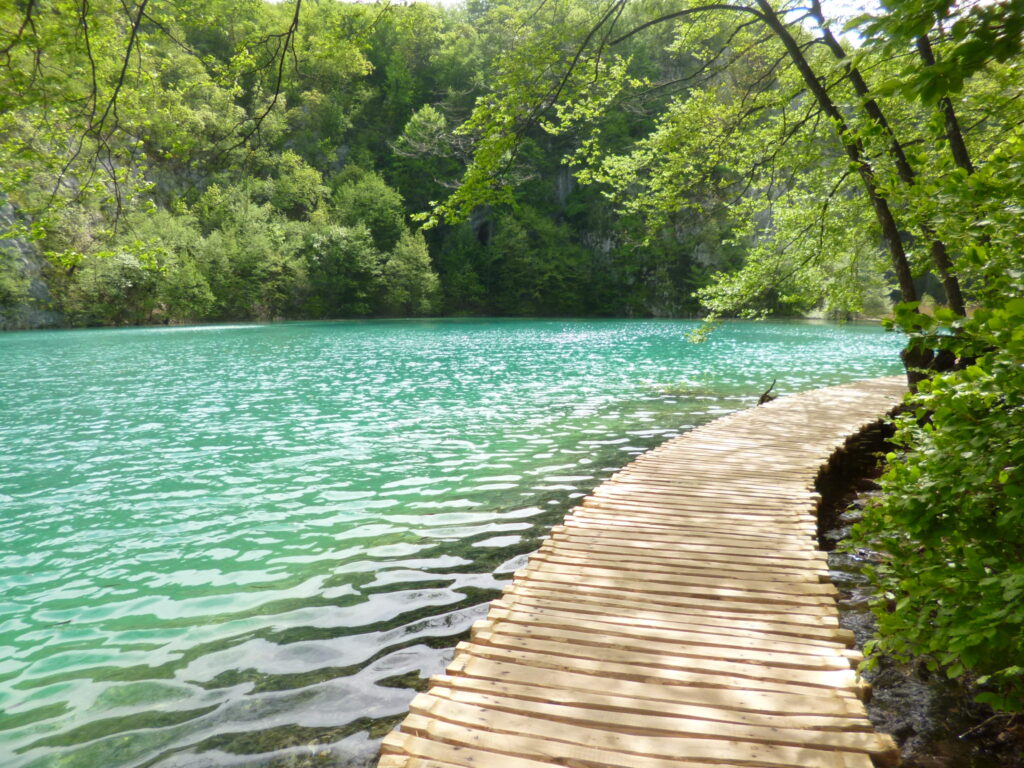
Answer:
[{"xmin": 0, "ymin": 318, "xmax": 903, "ymax": 767}]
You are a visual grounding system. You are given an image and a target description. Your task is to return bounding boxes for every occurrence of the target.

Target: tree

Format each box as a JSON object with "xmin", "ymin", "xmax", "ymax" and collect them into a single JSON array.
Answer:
[
  {"xmin": 301, "ymin": 223, "xmax": 383, "ymax": 318},
  {"xmin": 61, "ymin": 250, "xmax": 159, "ymax": 325},
  {"xmin": 0, "ymin": 245, "xmax": 31, "ymax": 322},
  {"xmin": 434, "ymin": 0, "xmax": 1021, "ymax": 376},
  {"xmin": 378, "ymin": 229, "xmax": 441, "ymax": 316},
  {"xmin": 330, "ymin": 169, "xmax": 407, "ymax": 252},
  {"xmin": 0, "ymin": 0, "xmax": 309, "ymax": 224},
  {"xmin": 192, "ymin": 182, "xmax": 307, "ymax": 320},
  {"xmin": 842, "ymin": 0, "xmax": 1024, "ymax": 712}
]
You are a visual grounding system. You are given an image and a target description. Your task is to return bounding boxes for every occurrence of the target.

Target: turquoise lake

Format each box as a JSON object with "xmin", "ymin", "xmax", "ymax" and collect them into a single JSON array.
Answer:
[{"xmin": 0, "ymin": 318, "xmax": 904, "ymax": 767}]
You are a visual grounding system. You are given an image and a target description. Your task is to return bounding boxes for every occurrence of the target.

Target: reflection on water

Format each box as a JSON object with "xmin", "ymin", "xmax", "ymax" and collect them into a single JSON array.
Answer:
[{"xmin": 0, "ymin": 318, "xmax": 903, "ymax": 767}]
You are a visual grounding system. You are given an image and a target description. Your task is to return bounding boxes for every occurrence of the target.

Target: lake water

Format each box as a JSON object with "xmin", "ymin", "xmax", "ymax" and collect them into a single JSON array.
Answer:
[{"xmin": 0, "ymin": 318, "xmax": 904, "ymax": 767}]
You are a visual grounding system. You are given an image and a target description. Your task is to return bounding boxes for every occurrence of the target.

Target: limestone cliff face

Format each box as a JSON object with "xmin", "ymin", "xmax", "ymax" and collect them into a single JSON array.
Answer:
[{"xmin": 0, "ymin": 203, "xmax": 63, "ymax": 330}]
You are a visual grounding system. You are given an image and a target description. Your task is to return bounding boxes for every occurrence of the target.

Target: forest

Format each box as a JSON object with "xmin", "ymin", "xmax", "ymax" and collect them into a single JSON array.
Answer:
[
  {"xmin": 1, "ymin": 1, "xmax": 1017, "ymax": 329},
  {"xmin": 1, "ymin": 0, "xmax": 1022, "ymax": 728},
  {"xmin": 0, "ymin": 0, "xmax": 750, "ymax": 327}
]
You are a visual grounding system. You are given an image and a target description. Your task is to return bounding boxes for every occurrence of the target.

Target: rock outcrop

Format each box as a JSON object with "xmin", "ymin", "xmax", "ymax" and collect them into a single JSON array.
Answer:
[{"xmin": 0, "ymin": 203, "xmax": 63, "ymax": 330}]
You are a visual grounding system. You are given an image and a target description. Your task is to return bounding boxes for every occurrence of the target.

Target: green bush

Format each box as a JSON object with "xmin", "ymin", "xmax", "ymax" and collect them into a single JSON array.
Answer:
[
  {"xmin": 115, "ymin": 210, "xmax": 214, "ymax": 323},
  {"xmin": 62, "ymin": 252, "xmax": 159, "ymax": 326},
  {"xmin": 301, "ymin": 224, "xmax": 383, "ymax": 318},
  {"xmin": 852, "ymin": 298, "xmax": 1024, "ymax": 711},
  {"xmin": 329, "ymin": 170, "xmax": 407, "ymax": 253},
  {"xmin": 157, "ymin": 256, "xmax": 215, "ymax": 322},
  {"xmin": 194, "ymin": 189, "xmax": 309, "ymax": 321}
]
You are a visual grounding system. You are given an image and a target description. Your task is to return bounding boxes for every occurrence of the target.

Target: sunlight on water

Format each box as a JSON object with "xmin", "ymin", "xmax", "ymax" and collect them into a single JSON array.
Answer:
[{"xmin": 0, "ymin": 318, "xmax": 903, "ymax": 767}]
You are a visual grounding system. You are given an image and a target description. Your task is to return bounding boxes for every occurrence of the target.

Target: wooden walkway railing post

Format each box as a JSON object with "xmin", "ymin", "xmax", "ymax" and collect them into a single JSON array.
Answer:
[{"xmin": 380, "ymin": 376, "xmax": 907, "ymax": 768}]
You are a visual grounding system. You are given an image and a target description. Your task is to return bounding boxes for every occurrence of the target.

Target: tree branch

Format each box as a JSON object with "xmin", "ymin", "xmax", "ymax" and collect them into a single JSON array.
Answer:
[{"xmin": 610, "ymin": 4, "xmax": 767, "ymax": 47}]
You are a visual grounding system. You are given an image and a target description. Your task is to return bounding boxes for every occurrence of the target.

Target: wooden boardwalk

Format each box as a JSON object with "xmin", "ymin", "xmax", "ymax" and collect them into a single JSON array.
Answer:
[{"xmin": 379, "ymin": 376, "xmax": 907, "ymax": 768}]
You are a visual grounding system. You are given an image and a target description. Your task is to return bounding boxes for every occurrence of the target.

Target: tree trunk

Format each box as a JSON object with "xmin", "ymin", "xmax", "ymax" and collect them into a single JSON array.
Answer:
[
  {"xmin": 807, "ymin": 1, "xmax": 966, "ymax": 317},
  {"xmin": 752, "ymin": 0, "xmax": 917, "ymax": 304},
  {"xmin": 917, "ymin": 34, "xmax": 976, "ymax": 174},
  {"xmin": 753, "ymin": 0, "xmax": 926, "ymax": 388}
]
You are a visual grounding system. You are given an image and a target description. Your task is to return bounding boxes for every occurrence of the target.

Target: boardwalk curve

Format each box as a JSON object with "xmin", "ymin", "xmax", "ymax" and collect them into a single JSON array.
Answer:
[{"xmin": 380, "ymin": 375, "xmax": 907, "ymax": 768}]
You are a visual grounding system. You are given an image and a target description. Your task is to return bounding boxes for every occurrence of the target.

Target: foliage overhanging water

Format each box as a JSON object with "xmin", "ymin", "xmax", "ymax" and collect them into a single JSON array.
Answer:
[{"xmin": 0, "ymin": 318, "xmax": 904, "ymax": 767}]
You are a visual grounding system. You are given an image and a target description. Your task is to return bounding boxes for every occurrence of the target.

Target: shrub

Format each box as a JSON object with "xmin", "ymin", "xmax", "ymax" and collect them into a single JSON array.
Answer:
[
  {"xmin": 62, "ymin": 252, "xmax": 159, "ymax": 326},
  {"xmin": 852, "ymin": 298, "xmax": 1024, "ymax": 711}
]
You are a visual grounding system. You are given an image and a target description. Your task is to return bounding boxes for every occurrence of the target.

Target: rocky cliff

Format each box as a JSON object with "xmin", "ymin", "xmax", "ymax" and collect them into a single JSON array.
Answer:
[{"xmin": 0, "ymin": 203, "xmax": 62, "ymax": 330}]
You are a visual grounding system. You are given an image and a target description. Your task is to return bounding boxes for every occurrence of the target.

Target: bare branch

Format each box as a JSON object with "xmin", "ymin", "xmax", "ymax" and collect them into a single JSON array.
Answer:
[
  {"xmin": 229, "ymin": 0, "xmax": 304, "ymax": 151},
  {"xmin": 610, "ymin": 4, "xmax": 766, "ymax": 47},
  {"xmin": 0, "ymin": 0, "xmax": 36, "ymax": 62}
]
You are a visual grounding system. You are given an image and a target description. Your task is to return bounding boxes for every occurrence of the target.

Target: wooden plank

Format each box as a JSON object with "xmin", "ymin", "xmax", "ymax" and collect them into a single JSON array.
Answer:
[
  {"xmin": 611, "ymin": 472, "xmax": 820, "ymax": 498},
  {"xmin": 471, "ymin": 622, "xmax": 856, "ymax": 681},
  {"xmin": 562, "ymin": 521, "xmax": 815, "ymax": 549},
  {"xmin": 539, "ymin": 538, "xmax": 829, "ymax": 577},
  {"xmin": 532, "ymin": 548, "xmax": 824, "ymax": 583},
  {"xmin": 523, "ymin": 558, "xmax": 839, "ymax": 597},
  {"xmin": 605, "ymin": 482, "xmax": 820, "ymax": 505},
  {"xmin": 592, "ymin": 484, "xmax": 821, "ymax": 509},
  {"xmin": 382, "ymin": 731, "xmax": 567, "ymax": 768},
  {"xmin": 643, "ymin": 448, "xmax": 819, "ymax": 466},
  {"xmin": 545, "ymin": 525, "xmax": 817, "ymax": 554},
  {"xmin": 569, "ymin": 507, "xmax": 816, "ymax": 533},
  {"xmin": 445, "ymin": 655, "xmax": 866, "ymax": 718},
  {"xmin": 421, "ymin": 688, "xmax": 897, "ymax": 759},
  {"xmin": 628, "ymin": 459, "xmax": 817, "ymax": 481},
  {"xmin": 637, "ymin": 452, "xmax": 819, "ymax": 468},
  {"xmin": 487, "ymin": 605, "xmax": 849, "ymax": 654},
  {"xmin": 610, "ymin": 471, "xmax": 820, "ymax": 491},
  {"xmin": 583, "ymin": 488, "xmax": 820, "ymax": 512},
  {"xmin": 661, "ymin": 440, "xmax": 828, "ymax": 455},
  {"xmin": 579, "ymin": 498, "xmax": 819, "ymax": 527},
  {"xmin": 504, "ymin": 581, "xmax": 841, "ymax": 626},
  {"xmin": 512, "ymin": 569, "xmax": 837, "ymax": 612},
  {"xmin": 557, "ymin": 520, "xmax": 827, "ymax": 551},
  {"xmin": 565, "ymin": 510, "xmax": 816, "ymax": 539},
  {"xmin": 585, "ymin": 495, "xmax": 815, "ymax": 520},
  {"xmin": 648, "ymin": 443, "xmax": 822, "ymax": 459},
  {"xmin": 596, "ymin": 474, "xmax": 820, "ymax": 496},
  {"xmin": 537, "ymin": 545, "xmax": 825, "ymax": 577},
  {"xmin": 456, "ymin": 639, "xmax": 863, "ymax": 699},
  {"xmin": 379, "ymin": 756, "xmax": 473, "ymax": 768},
  {"xmin": 559, "ymin": 519, "xmax": 823, "ymax": 554},
  {"xmin": 624, "ymin": 462, "xmax": 819, "ymax": 478},
  {"xmin": 497, "ymin": 591, "xmax": 854, "ymax": 644},
  {"xmin": 569, "ymin": 507, "xmax": 816, "ymax": 539},
  {"xmin": 402, "ymin": 703, "xmax": 878, "ymax": 768},
  {"xmin": 552, "ymin": 536, "xmax": 823, "ymax": 565},
  {"xmin": 471, "ymin": 626, "xmax": 860, "ymax": 684},
  {"xmin": 388, "ymin": 723, "xmax": 766, "ymax": 768},
  {"xmin": 583, "ymin": 491, "xmax": 818, "ymax": 512},
  {"xmin": 430, "ymin": 674, "xmax": 870, "ymax": 731},
  {"xmin": 551, "ymin": 529, "xmax": 830, "ymax": 566}
]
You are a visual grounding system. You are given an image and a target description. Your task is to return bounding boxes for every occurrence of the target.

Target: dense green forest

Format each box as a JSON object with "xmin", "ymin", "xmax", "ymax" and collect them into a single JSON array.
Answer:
[
  {"xmin": 1, "ymin": 0, "xmax": 1018, "ymax": 331},
  {"xmin": 0, "ymin": 0, "xmax": 752, "ymax": 327},
  {"xmin": 2, "ymin": 0, "xmax": 1022, "ymax": 723}
]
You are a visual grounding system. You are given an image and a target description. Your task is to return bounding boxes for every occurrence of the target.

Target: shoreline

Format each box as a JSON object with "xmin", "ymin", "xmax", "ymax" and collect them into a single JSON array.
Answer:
[{"xmin": 816, "ymin": 426, "xmax": 1024, "ymax": 768}]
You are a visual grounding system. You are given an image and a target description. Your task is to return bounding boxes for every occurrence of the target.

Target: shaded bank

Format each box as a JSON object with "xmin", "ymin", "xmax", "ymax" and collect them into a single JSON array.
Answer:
[{"xmin": 816, "ymin": 427, "xmax": 1024, "ymax": 767}]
